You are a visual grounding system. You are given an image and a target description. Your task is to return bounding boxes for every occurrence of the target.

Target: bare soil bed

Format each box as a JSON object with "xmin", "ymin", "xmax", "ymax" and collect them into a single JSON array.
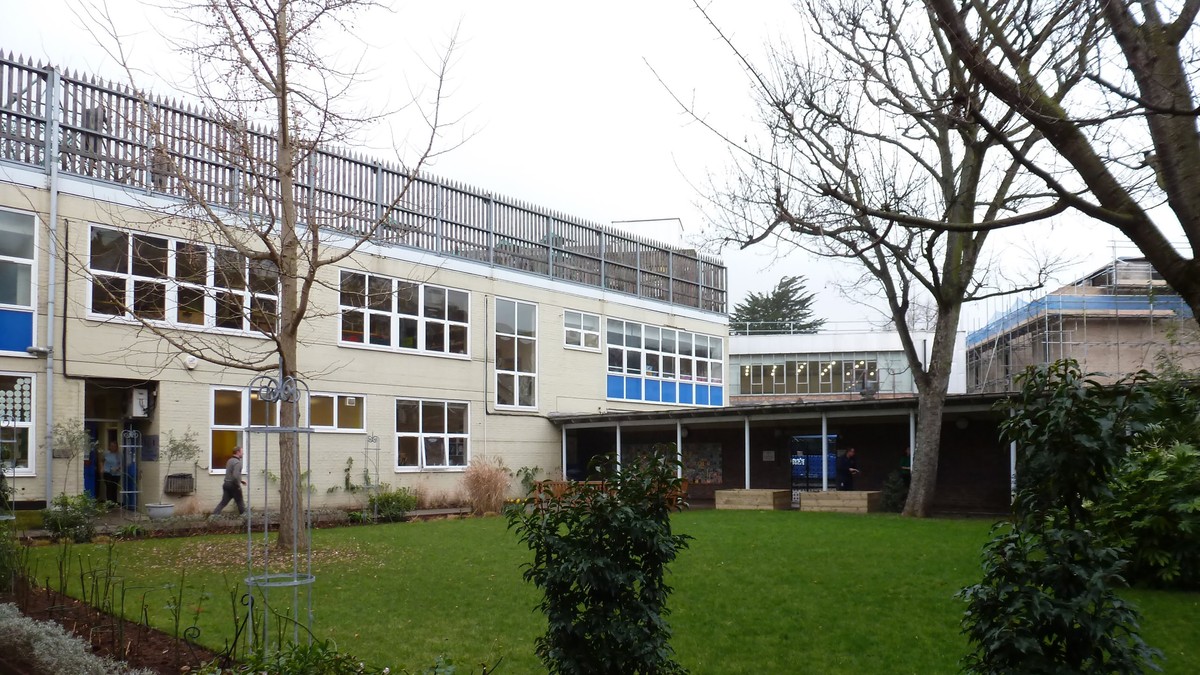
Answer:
[{"xmin": 1, "ymin": 580, "xmax": 222, "ymax": 675}]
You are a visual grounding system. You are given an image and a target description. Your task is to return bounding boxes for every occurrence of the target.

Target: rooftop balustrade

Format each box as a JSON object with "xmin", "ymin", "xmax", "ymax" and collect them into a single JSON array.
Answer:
[{"xmin": 0, "ymin": 54, "xmax": 727, "ymax": 314}]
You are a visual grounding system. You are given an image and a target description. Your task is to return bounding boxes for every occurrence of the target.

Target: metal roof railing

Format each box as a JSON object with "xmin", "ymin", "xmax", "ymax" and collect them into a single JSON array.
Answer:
[{"xmin": 0, "ymin": 53, "xmax": 727, "ymax": 314}]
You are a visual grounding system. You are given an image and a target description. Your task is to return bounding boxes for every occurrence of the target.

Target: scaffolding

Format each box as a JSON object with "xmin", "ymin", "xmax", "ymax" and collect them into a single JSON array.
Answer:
[{"xmin": 966, "ymin": 258, "xmax": 1197, "ymax": 393}]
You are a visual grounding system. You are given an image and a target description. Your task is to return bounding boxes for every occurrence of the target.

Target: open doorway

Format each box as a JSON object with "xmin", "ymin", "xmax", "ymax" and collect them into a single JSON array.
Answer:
[{"xmin": 84, "ymin": 380, "xmax": 156, "ymax": 511}]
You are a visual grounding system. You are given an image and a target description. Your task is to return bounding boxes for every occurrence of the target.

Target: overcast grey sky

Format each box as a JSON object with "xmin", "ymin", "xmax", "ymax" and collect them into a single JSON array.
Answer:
[{"xmin": 1, "ymin": 0, "xmax": 1158, "ymax": 329}]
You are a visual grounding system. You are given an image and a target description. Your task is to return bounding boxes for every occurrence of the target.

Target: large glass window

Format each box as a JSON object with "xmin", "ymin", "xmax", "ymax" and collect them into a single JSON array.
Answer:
[
  {"xmin": 210, "ymin": 387, "xmax": 277, "ymax": 472},
  {"xmin": 0, "ymin": 209, "xmax": 36, "ymax": 353},
  {"xmin": 394, "ymin": 398, "xmax": 469, "ymax": 470},
  {"xmin": 732, "ymin": 354, "xmax": 884, "ymax": 395},
  {"xmin": 563, "ymin": 310, "xmax": 600, "ymax": 351},
  {"xmin": 338, "ymin": 271, "xmax": 469, "ymax": 356},
  {"xmin": 88, "ymin": 226, "xmax": 278, "ymax": 333},
  {"xmin": 309, "ymin": 393, "xmax": 365, "ymax": 431},
  {"xmin": 496, "ymin": 298, "xmax": 537, "ymax": 408},
  {"xmin": 0, "ymin": 374, "xmax": 33, "ymax": 474},
  {"xmin": 605, "ymin": 319, "xmax": 724, "ymax": 406},
  {"xmin": 607, "ymin": 319, "xmax": 723, "ymax": 384}
]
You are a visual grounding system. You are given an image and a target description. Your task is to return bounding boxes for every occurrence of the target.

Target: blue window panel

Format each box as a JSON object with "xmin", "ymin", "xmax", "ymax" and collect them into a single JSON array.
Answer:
[
  {"xmin": 644, "ymin": 379, "xmax": 661, "ymax": 403},
  {"xmin": 625, "ymin": 376, "xmax": 643, "ymax": 401},
  {"xmin": 607, "ymin": 374, "xmax": 625, "ymax": 399},
  {"xmin": 695, "ymin": 385, "xmax": 709, "ymax": 406},
  {"xmin": 661, "ymin": 381, "xmax": 676, "ymax": 403},
  {"xmin": 0, "ymin": 310, "xmax": 33, "ymax": 352},
  {"xmin": 679, "ymin": 383, "xmax": 693, "ymax": 405},
  {"xmin": 710, "ymin": 386, "xmax": 724, "ymax": 406}
]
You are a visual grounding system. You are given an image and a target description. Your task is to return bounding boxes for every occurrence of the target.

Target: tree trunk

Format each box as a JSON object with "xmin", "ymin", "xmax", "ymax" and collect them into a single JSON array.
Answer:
[
  {"xmin": 904, "ymin": 385, "xmax": 949, "ymax": 517},
  {"xmin": 903, "ymin": 302, "xmax": 963, "ymax": 517},
  {"xmin": 273, "ymin": 0, "xmax": 307, "ymax": 551}
]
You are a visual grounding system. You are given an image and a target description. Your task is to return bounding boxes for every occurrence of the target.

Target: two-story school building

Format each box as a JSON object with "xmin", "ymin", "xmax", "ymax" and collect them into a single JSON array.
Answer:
[{"xmin": 0, "ymin": 55, "xmax": 729, "ymax": 513}]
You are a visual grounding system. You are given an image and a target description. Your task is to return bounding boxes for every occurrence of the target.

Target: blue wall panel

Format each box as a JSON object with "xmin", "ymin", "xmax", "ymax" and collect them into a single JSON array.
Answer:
[
  {"xmin": 607, "ymin": 374, "xmax": 624, "ymax": 399},
  {"xmin": 0, "ymin": 310, "xmax": 32, "ymax": 352},
  {"xmin": 625, "ymin": 376, "xmax": 643, "ymax": 400}
]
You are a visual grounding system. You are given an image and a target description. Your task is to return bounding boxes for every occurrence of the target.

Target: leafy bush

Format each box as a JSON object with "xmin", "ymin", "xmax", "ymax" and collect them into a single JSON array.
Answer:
[
  {"xmin": 0, "ymin": 523, "xmax": 21, "ymax": 593},
  {"xmin": 219, "ymin": 638, "xmax": 389, "ymax": 674},
  {"xmin": 514, "ymin": 465, "xmax": 541, "ymax": 495},
  {"xmin": 507, "ymin": 448, "xmax": 690, "ymax": 674},
  {"xmin": 879, "ymin": 470, "xmax": 909, "ymax": 513},
  {"xmin": 42, "ymin": 493, "xmax": 111, "ymax": 543},
  {"xmin": 1095, "ymin": 442, "xmax": 1200, "ymax": 589},
  {"xmin": 368, "ymin": 487, "xmax": 417, "ymax": 522},
  {"xmin": 959, "ymin": 361, "xmax": 1161, "ymax": 673},
  {"xmin": 462, "ymin": 457, "xmax": 510, "ymax": 515},
  {"xmin": 114, "ymin": 523, "xmax": 146, "ymax": 540}
]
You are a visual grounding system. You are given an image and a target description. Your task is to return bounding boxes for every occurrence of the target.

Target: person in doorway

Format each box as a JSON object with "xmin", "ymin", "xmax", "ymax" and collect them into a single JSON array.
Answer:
[
  {"xmin": 837, "ymin": 447, "xmax": 860, "ymax": 491},
  {"xmin": 900, "ymin": 446, "xmax": 912, "ymax": 485},
  {"xmin": 212, "ymin": 446, "xmax": 246, "ymax": 516},
  {"xmin": 102, "ymin": 440, "xmax": 121, "ymax": 506}
]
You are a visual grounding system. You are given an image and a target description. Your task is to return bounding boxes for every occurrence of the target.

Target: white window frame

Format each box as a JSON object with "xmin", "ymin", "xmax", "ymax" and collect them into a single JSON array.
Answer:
[
  {"xmin": 307, "ymin": 392, "xmax": 366, "ymax": 432},
  {"xmin": 0, "ymin": 372, "xmax": 35, "ymax": 476},
  {"xmin": 394, "ymin": 398, "xmax": 470, "ymax": 471},
  {"xmin": 87, "ymin": 225, "xmax": 278, "ymax": 335},
  {"xmin": 337, "ymin": 270, "xmax": 470, "ymax": 358},
  {"xmin": 604, "ymin": 318, "xmax": 725, "ymax": 404},
  {"xmin": 209, "ymin": 386, "xmax": 277, "ymax": 474},
  {"xmin": 0, "ymin": 207, "xmax": 37, "ymax": 356},
  {"xmin": 563, "ymin": 309, "xmax": 601, "ymax": 352},
  {"xmin": 495, "ymin": 297, "xmax": 538, "ymax": 409}
]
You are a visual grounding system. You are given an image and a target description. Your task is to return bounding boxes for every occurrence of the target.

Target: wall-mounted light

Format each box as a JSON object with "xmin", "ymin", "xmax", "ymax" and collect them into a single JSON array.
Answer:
[{"xmin": 25, "ymin": 346, "xmax": 51, "ymax": 357}]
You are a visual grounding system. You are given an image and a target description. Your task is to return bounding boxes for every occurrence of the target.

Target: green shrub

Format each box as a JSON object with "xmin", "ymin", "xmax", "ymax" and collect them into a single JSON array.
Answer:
[
  {"xmin": 1095, "ymin": 442, "xmax": 1200, "ymax": 589},
  {"xmin": 960, "ymin": 524, "xmax": 1158, "ymax": 674},
  {"xmin": 879, "ymin": 470, "xmax": 909, "ymax": 513},
  {"xmin": 959, "ymin": 361, "xmax": 1161, "ymax": 673},
  {"xmin": 507, "ymin": 448, "xmax": 690, "ymax": 674},
  {"xmin": 42, "ymin": 493, "xmax": 111, "ymax": 543},
  {"xmin": 201, "ymin": 638, "xmax": 387, "ymax": 674},
  {"xmin": 0, "ymin": 523, "xmax": 21, "ymax": 593},
  {"xmin": 368, "ymin": 486, "xmax": 417, "ymax": 522}
]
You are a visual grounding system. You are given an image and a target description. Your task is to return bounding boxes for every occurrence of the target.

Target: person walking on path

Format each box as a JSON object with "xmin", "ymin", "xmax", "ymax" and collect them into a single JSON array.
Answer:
[{"xmin": 212, "ymin": 446, "xmax": 246, "ymax": 516}]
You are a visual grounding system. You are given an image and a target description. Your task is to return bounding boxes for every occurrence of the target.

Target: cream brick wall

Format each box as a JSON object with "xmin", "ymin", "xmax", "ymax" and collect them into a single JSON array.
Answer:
[{"xmin": 0, "ymin": 174, "xmax": 729, "ymax": 508}]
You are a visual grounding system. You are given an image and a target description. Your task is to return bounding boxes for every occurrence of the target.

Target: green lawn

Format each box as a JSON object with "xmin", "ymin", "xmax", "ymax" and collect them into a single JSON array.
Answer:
[{"xmin": 24, "ymin": 511, "xmax": 1200, "ymax": 673}]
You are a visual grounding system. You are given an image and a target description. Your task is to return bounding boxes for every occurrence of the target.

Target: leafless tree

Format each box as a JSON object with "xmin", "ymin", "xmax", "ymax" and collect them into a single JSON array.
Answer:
[
  {"xmin": 923, "ymin": 0, "xmax": 1200, "ymax": 325},
  {"xmin": 675, "ymin": 0, "xmax": 1068, "ymax": 515},
  {"xmin": 73, "ymin": 0, "xmax": 460, "ymax": 548}
]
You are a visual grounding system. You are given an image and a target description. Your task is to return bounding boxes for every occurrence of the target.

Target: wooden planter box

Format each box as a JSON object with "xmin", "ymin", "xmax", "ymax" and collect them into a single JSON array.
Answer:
[
  {"xmin": 799, "ymin": 490, "xmax": 882, "ymax": 514},
  {"xmin": 163, "ymin": 473, "xmax": 195, "ymax": 496},
  {"xmin": 715, "ymin": 489, "xmax": 792, "ymax": 510}
]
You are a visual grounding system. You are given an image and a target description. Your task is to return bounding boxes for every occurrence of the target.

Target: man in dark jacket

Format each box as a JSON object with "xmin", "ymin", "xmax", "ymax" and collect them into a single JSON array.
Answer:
[
  {"xmin": 212, "ymin": 446, "xmax": 246, "ymax": 516},
  {"xmin": 837, "ymin": 447, "xmax": 860, "ymax": 491}
]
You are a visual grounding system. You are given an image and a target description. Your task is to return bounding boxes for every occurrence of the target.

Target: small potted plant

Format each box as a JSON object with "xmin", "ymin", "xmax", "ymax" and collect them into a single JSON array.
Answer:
[{"xmin": 145, "ymin": 429, "xmax": 200, "ymax": 520}]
